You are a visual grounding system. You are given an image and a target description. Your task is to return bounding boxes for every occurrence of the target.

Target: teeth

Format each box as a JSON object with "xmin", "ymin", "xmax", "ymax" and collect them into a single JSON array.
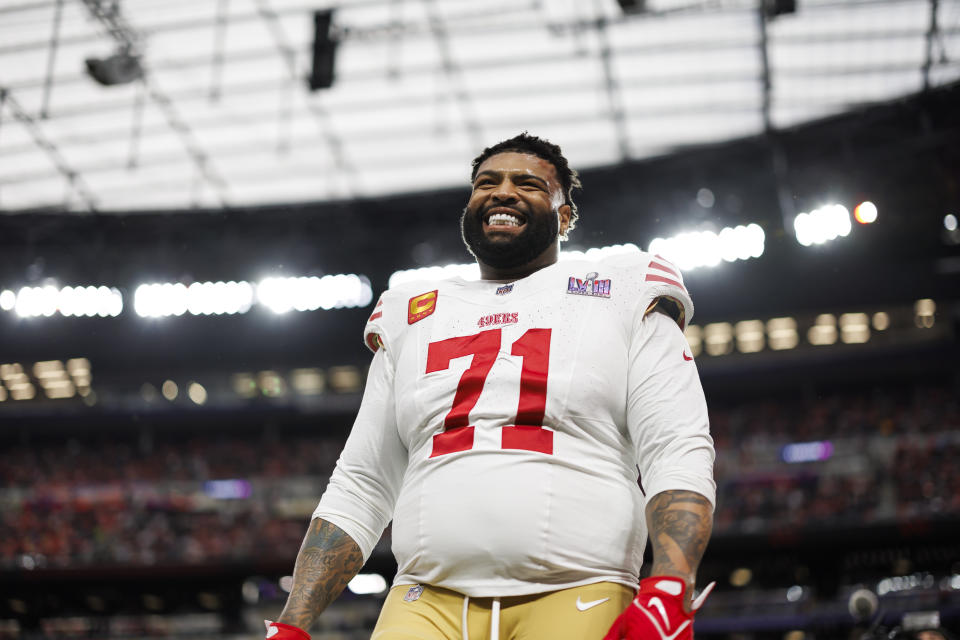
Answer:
[{"xmin": 487, "ymin": 213, "xmax": 522, "ymax": 227}]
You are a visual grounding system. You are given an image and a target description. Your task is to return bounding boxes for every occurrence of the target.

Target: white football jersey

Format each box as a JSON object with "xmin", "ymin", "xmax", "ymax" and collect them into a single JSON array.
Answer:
[{"xmin": 313, "ymin": 251, "xmax": 715, "ymax": 597}]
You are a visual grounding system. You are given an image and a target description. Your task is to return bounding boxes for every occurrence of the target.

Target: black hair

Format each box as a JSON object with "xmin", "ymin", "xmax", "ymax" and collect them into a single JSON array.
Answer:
[{"xmin": 470, "ymin": 132, "xmax": 581, "ymax": 239}]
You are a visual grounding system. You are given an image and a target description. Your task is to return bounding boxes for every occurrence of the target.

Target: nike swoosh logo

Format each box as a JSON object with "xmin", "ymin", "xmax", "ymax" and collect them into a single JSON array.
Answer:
[
  {"xmin": 682, "ymin": 350, "xmax": 693, "ymax": 361},
  {"xmin": 575, "ymin": 596, "xmax": 610, "ymax": 611},
  {"xmin": 648, "ymin": 597, "xmax": 670, "ymax": 628},
  {"xmin": 633, "ymin": 599, "xmax": 690, "ymax": 640}
]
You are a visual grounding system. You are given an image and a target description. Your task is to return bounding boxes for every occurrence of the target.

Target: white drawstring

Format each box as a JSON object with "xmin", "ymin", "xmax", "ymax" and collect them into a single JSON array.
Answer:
[
  {"xmin": 462, "ymin": 594, "xmax": 501, "ymax": 640},
  {"xmin": 490, "ymin": 598, "xmax": 500, "ymax": 640}
]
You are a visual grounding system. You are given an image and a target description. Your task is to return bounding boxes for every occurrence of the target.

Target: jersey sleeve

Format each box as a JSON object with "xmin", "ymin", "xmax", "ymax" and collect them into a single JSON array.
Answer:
[
  {"xmin": 636, "ymin": 255, "xmax": 694, "ymax": 330},
  {"xmin": 312, "ymin": 347, "xmax": 408, "ymax": 560},
  {"xmin": 626, "ymin": 309, "xmax": 716, "ymax": 507},
  {"xmin": 363, "ymin": 293, "xmax": 388, "ymax": 353}
]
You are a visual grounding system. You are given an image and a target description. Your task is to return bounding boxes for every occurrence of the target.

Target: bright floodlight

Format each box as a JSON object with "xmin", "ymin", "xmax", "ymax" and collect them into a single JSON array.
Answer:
[
  {"xmin": 649, "ymin": 224, "xmax": 764, "ymax": 271},
  {"xmin": 347, "ymin": 573, "xmax": 388, "ymax": 595},
  {"xmin": 389, "ymin": 263, "xmax": 481, "ymax": 288},
  {"xmin": 794, "ymin": 204, "xmax": 852, "ymax": 247},
  {"xmin": 854, "ymin": 201, "xmax": 877, "ymax": 224},
  {"xmin": 0, "ymin": 290, "xmax": 15, "ymax": 311},
  {"xmin": 257, "ymin": 275, "xmax": 373, "ymax": 314},
  {"xmin": 561, "ymin": 243, "xmax": 641, "ymax": 261},
  {"xmin": 945, "ymin": 214, "xmax": 958, "ymax": 232},
  {"xmin": 10, "ymin": 285, "xmax": 122, "ymax": 318}
]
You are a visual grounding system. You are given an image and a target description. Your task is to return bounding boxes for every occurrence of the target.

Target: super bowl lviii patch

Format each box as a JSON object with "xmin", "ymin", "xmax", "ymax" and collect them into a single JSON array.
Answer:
[
  {"xmin": 403, "ymin": 585, "xmax": 424, "ymax": 602},
  {"xmin": 567, "ymin": 272, "xmax": 611, "ymax": 298},
  {"xmin": 408, "ymin": 290, "xmax": 438, "ymax": 324}
]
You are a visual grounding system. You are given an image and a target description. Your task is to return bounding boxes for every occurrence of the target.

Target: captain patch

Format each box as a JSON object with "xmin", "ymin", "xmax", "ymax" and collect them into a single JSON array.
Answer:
[{"xmin": 408, "ymin": 290, "xmax": 438, "ymax": 324}]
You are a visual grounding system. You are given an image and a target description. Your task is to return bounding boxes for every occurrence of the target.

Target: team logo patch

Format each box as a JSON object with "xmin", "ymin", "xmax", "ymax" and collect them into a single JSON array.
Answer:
[
  {"xmin": 403, "ymin": 585, "xmax": 424, "ymax": 602},
  {"xmin": 496, "ymin": 283, "xmax": 514, "ymax": 295},
  {"xmin": 477, "ymin": 312, "xmax": 519, "ymax": 328},
  {"xmin": 408, "ymin": 290, "xmax": 438, "ymax": 324},
  {"xmin": 567, "ymin": 272, "xmax": 611, "ymax": 298}
]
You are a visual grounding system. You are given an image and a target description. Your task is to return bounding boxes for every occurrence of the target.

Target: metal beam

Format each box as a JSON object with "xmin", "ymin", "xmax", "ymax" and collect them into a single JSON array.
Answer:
[
  {"xmin": 922, "ymin": 0, "xmax": 940, "ymax": 91},
  {"xmin": 253, "ymin": 0, "xmax": 356, "ymax": 196},
  {"xmin": 421, "ymin": 0, "xmax": 483, "ymax": 151},
  {"xmin": 0, "ymin": 87, "xmax": 99, "ymax": 212},
  {"xmin": 39, "ymin": 0, "xmax": 64, "ymax": 118},
  {"xmin": 592, "ymin": 2, "xmax": 630, "ymax": 161},
  {"xmin": 79, "ymin": 0, "xmax": 230, "ymax": 207},
  {"xmin": 756, "ymin": 1, "xmax": 773, "ymax": 132}
]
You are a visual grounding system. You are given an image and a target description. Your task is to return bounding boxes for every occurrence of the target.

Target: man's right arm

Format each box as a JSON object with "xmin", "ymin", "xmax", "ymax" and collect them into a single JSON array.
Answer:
[
  {"xmin": 269, "ymin": 344, "xmax": 405, "ymax": 637},
  {"xmin": 276, "ymin": 518, "xmax": 364, "ymax": 630}
]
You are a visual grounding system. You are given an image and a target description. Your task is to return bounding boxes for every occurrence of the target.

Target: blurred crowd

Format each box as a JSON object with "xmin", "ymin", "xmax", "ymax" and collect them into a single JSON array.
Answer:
[{"xmin": 1, "ymin": 384, "xmax": 957, "ymax": 569}]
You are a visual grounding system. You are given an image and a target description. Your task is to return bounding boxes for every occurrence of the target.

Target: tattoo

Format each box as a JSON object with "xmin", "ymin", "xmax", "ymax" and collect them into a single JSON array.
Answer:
[
  {"xmin": 277, "ymin": 518, "xmax": 364, "ymax": 631},
  {"xmin": 646, "ymin": 490, "xmax": 713, "ymax": 591}
]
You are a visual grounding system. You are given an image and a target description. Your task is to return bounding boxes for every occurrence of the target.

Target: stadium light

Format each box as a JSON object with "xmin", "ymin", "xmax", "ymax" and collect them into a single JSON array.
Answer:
[
  {"xmin": 257, "ymin": 275, "xmax": 373, "ymax": 314},
  {"xmin": 766, "ymin": 317, "xmax": 799, "ymax": 350},
  {"xmin": 648, "ymin": 224, "xmax": 765, "ymax": 271},
  {"xmin": 839, "ymin": 313, "xmax": 870, "ymax": 344},
  {"xmin": 807, "ymin": 314, "xmax": 837, "ymax": 345},
  {"xmin": 945, "ymin": 214, "xmax": 958, "ymax": 232},
  {"xmin": 734, "ymin": 320, "xmax": 765, "ymax": 353},
  {"xmin": 389, "ymin": 263, "xmax": 481, "ymax": 288},
  {"xmin": 0, "ymin": 285, "xmax": 122, "ymax": 318},
  {"xmin": 854, "ymin": 201, "xmax": 878, "ymax": 224},
  {"xmin": 0, "ymin": 290, "xmax": 15, "ymax": 311},
  {"xmin": 793, "ymin": 204, "xmax": 852, "ymax": 247},
  {"xmin": 133, "ymin": 275, "xmax": 372, "ymax": 318},
  {"xmin": 389, "ymin": 231, "xmax": 764, "ymax": 287},
  {"xmin": 347, "ymin": 573, "xmax": 388, "ymax": 595}
]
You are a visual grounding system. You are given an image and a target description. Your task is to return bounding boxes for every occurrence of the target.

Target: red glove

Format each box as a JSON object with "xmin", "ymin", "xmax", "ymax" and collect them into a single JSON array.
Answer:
[
  {"xmin": 603, "ymin": 576, "xmax": 714, "ymax": 640},
  {"xmin": 264, "ymin": 620, "xmax": 311, "ymax": 640}
]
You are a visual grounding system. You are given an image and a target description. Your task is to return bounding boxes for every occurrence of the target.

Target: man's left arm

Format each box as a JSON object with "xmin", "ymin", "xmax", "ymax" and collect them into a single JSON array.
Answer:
[
  {"xmin": 607, "ymin": 308, "xmax": 716, "ymax": 639},
  {"xmin": 646, "ymin": 489, "xmax": 713, "ymax": 610}
]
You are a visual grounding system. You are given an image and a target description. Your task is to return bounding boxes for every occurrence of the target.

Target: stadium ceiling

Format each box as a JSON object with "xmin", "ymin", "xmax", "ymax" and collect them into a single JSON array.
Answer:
[{"xmin": 0, "ymin": 0, "xmax": 958, "ymax": 213}]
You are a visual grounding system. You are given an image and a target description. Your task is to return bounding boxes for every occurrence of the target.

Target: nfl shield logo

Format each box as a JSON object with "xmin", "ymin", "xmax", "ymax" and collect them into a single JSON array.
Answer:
[{"xmin": 403, "ymin": 585, "xmax": 424, "ymax": 602}]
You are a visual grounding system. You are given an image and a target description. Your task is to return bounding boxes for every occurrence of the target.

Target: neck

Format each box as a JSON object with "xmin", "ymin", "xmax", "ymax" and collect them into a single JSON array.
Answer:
[{"xmin": 478, "ymin": 243, "xmax": 560, "ymax": 281}]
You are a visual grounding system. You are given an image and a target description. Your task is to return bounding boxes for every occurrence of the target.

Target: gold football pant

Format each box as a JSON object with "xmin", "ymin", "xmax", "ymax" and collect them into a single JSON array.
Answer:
[{"xmin": 371, "ymin": 581, "xmax": 635, "ymax": 640}]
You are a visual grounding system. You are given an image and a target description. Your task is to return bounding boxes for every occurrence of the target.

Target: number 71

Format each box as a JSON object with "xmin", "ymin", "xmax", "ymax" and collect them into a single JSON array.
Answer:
[{"xmin": 426, "ymin": 328, "xmax": 554, "ymax": 458}]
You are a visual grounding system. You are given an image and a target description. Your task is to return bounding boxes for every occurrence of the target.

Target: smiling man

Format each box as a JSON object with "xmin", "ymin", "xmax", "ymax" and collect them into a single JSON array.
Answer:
[{"xmin": 264, "ymin": 134, "xmax": 716, "ymax": 640}]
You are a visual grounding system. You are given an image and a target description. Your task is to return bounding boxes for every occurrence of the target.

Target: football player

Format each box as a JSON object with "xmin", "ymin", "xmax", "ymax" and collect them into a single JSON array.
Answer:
[{"xmin": 265, "ymin": 134, "xmax": 716, "ymax": 640}]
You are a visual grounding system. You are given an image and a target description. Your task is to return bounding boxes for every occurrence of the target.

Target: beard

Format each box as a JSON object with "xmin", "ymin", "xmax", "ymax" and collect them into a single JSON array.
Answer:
[{"xmin": 460, "ymin": 205, "xmax": 559, "ymax": 271}]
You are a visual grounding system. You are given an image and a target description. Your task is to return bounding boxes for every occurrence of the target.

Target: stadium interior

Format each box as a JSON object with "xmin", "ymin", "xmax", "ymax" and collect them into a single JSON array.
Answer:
[{"xmin": 2, "ymin": 0, "xmax": 960, "ymax": 638}]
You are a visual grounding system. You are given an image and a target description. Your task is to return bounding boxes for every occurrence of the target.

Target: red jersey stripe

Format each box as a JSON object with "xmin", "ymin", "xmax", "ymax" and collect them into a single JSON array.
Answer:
[
  {"xmin": 645, "ymin": 273, "xmax": 687, "ymax": 291},
  {"xmin": 368, "ymin": 311, "xmax": 382, "ymax": 321},
  {"xmin": 648, "ymin": 260, "xmax": 680, "ymax": 279}
]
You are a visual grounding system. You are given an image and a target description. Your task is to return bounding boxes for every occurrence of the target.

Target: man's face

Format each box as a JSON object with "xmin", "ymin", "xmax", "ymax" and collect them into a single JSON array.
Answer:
[{"xmin": 461, "ymin": 151, "xmax": 570, "ymax": 271}]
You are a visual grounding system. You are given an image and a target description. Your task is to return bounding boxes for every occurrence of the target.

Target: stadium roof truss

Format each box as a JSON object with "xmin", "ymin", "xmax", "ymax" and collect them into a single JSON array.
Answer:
[{"xmin": 0, "ymin": 0, "xmax": 958, "ymax": 213}]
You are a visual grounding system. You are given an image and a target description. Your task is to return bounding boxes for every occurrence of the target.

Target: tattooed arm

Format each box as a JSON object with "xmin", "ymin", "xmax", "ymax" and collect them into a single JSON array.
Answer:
[
  {"xmin": 277, "ymin": 518, "xmax": 365, "ymax": 630},
  {"xmin": 646, "ymin": 489, "xmax": 714, "ymax": 610}
]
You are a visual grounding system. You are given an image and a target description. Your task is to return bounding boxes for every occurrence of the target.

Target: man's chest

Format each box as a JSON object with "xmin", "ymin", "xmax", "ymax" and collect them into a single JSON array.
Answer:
[{"xmin": 390, "ymin": 285, "xmax": 635, "ymax": 453}]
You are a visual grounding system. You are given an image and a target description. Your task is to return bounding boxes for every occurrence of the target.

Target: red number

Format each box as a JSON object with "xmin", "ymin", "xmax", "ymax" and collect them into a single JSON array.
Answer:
[
  {"xmin": 502, "ymin": 328, "xmax": 553, "ymax": 455},
  {"xmin": 425, "ymin": 328, "xmax": 553, "ymax": 457},
  {"xmin": 426, "ymin": 329, "xmax": 501, "ymax": 457}
]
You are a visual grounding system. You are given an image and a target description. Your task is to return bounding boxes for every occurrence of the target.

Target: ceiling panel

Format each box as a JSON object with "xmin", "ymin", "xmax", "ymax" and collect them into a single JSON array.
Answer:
[{"xmin": 1, "ymin": 0, "xmax": 957, "ymax": 213}]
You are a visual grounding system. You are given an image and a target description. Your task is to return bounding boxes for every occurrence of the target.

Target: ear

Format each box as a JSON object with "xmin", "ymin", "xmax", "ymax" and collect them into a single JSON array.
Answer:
[{"xmin": 557, "ymin": 204, "xmax": 572, "ymax": 238}]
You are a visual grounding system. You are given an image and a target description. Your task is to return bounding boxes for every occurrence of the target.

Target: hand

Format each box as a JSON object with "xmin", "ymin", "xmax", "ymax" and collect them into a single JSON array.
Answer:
[
  {"xmin": 264, "ymin": 620, "xmax": 311, "ymax": 640},
  {"xmin": 603, "ymin": 576, "xmax": 714, "ymax": 640}
]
